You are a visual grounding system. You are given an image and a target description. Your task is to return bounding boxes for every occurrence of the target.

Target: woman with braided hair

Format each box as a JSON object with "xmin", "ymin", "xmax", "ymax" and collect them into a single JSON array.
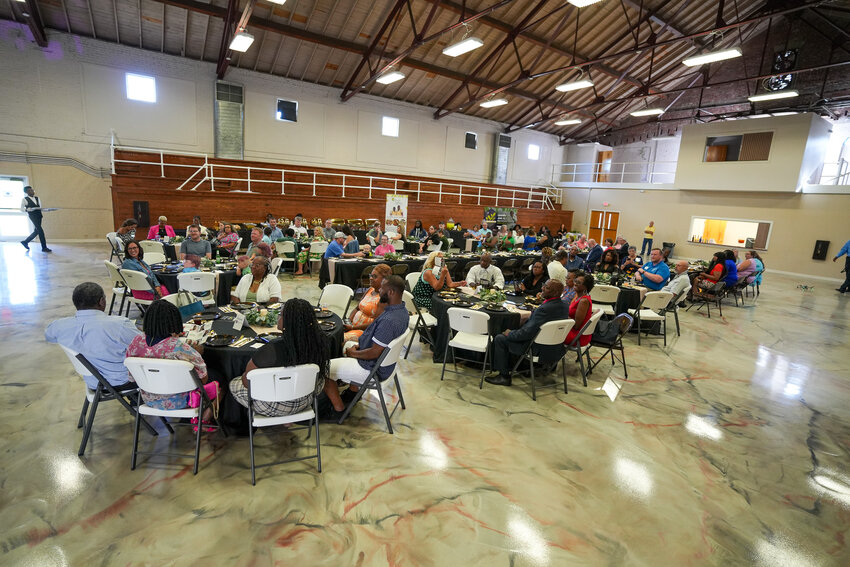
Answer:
[{"xmin": 229, "ymin": 298, "xmax": 331, "ymax": 417}]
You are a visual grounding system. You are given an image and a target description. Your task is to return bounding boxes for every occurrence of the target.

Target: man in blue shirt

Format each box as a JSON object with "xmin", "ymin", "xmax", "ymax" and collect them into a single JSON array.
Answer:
[
  {"xmin": 267, "ymin": 217, "xmax": 283, "ymax": 241},
  {"xmin": 324, "ymin": 232, "xmax": 346, "ymax": 258},
  {"xmin": 635, "ymin": 248, "xmax": 671, "ymax": 291},
  {"xmin": 835, "ymin": 239, "xmax": 850, "ymax": 293},
  {"xmin": 324, "ymin": 275, "xmax": 409, "ymax": 421},
  {"xmin": 45, "ymin": 282, "xmax": 142, "ymax": 389}
]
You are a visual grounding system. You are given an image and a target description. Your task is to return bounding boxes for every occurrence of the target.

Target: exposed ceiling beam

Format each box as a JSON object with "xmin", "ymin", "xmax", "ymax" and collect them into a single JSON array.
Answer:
[
  {"xmin": 619, "ymin": 0, "xmax": 685, "ymax": 37},
  {"xmin": 14, "ymin": 0, "xmax": 48, "ymax": 47},
  {"xmin": 217, "ymin": 0, "xmax": 257, "ymax": 80}
]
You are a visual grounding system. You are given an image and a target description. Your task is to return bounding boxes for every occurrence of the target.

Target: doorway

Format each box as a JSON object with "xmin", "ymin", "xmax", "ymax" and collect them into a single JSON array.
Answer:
[
  {"xmin": 0, "ymin": 176, "xmax": 30, "ymax": 241},
  {"xmin": 595, "ymin": 150, "xmax": 613, "ymax": 182},
  {"xmin": 588, "ymin": 209, "xmax": 620, "ymax": 244}
]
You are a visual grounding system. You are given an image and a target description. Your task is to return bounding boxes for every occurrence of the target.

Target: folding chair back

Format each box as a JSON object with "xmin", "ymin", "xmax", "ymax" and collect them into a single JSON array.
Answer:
[
  {"xmin": 275, "ymin": 240, "xmax": 296, "ymax": 258},
  {"xmin": 641, "ymin": 291, "xmax": 674, "ymax": 312},
  {"xmin": 427, "ymin": 242, "xmax": 442, "ymax": 252},
  {"xmin": 140, "ymin": 240, "xmax": 165, "ymax": 255},
  {"xmin": 581, "ymin": 309, "xmax": 604, "ymax": 338},
  {"xmin": 534, "ymin": 319, "xmax": 575, "ymax": 346},
  {"xmin": 107, "ymin": 232, "xmax": 123, "ymax": 261},
  {"xmin": 378, "ymin": 329, "xmax": 410, "ymax": 371},
  {"xmin": 235, "ymin": 237, "xmax": 243, "ymax": 253},
  {"xmin": 124, "ymin": 357, "xmax": 197, "ymax": 395},
  {"xmin": 309, "ymin": 240, "xmax": 328, "ymax": 256},
  {"xmin": 402, "ymin": 290, "xmax": 417, "ymax": 316},
  {"xmin": 392, "ymin": 239, "xmax": 404, "ymax": 251},
  {"xmin": 144, "ymin": 252, "xmax": 167, "ymax": 265},
  {"xmin": 246, "ymin": 364, "xmax": 319, "ymax": 404},
  {"xmin": 59, "ymin": 344, "xmax": 95, "ymax": 382},
  {"xmin": 120, "ymin": 269, "xmax": 157, "ymax": 294},
  {"xmin": 391, "ymin": 263, "xmax": 409, "ymax": 277},
  {"xmin": 447, "ymin": 307, "xmax": 490, "ymax": 335},
  {"xmin": 270, "ymin": 257, "xmax": 283, "ymax": 275},
  {"xmin": 590, "ymin": 284, "xmax": 620, "ymax": 304},
  {"xmin": 405, "ymin": 271, "xmax": 421, "ymax": 292},
  {"xmin": 178, "ymin": 272, "xmax": 216, "ymax": 295},
  {"xmin": 104, "ymin": 260, "xmax": 129, "ymax": 315},
  {"xmin": 318, "ymin": 284, "xmax": 354, "ymax": 317}
]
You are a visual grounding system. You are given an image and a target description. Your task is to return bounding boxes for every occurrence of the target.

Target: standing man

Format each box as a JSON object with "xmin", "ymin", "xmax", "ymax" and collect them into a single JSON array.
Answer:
[
  {"xmin": 641, "ymin": 221, "xmax": 655, "ymax": 256},
  {"xmin": 834, "ymin": 238, "xmax": 850, "ymax": 294},
  {"xmin": 20, "ymin": 185, "xmax": 51, "ymax": 252}
]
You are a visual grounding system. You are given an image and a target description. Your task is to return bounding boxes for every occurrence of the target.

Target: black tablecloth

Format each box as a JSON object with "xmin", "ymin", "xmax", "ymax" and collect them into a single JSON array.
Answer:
[
  {"xmin": 155, "ymin": 268, "xmax": 238, "ymax": 306},
  {"xmin": 443, "ymin": 252, "xmax": 541, "ymax": 281},
  {"xmin": 614, "ymin": 286, "xmax": 642, "ymax": 314},
  {"xmin": 160, "ymin": 242, "xmax": 219, "ymax": 262},
  {"xmin": 429, "ymin": 292, "xmax": 521, "ymax": 363},
  {"xmin": 332, "ymin": 257, "xmax": 427, "ymax": 290}
]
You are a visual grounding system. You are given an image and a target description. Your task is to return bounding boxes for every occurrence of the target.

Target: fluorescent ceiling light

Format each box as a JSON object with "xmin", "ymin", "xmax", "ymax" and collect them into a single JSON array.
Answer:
[
  {"xmin": 554, "ymin": 119, "xmax": 582, "ymax": 126},
  {"xmin": 442, "ymin": 37, "xmax": 484, "ymax": 57},
  {"xmin": 682, "ymin": 48, "xmax": 742, "ymax": 67},
  {"xmin": 568, "ymin": 0, "xmax": 605, "ymax": 7},
  {"xmin": 229, "ymin": 31, "xmax": 254, "ymax": 52},
  {"xmin": 748, "ymin": 114, "xmax": 771, "ymax": 118},
  {"xmin": 480, "ymin": 98, "xmax": 508, "ymax": 108},
  {"xmin": 631, "ymin": 108, "xmax": 664, "ymax": 117},
  {"xmin": 748, "ymin": 90, "xmax": 799, "ymax": 102},
  {"xmin": 555, "ymin": 79, "xmax": 594, "ymax": 92},
  {"xmin": 376, "ymin": 71, "xmax": 405, "ymax": 85},
  {"xmin": 268, "ymin": 0, "xmax": 286, "ymax": 4},
  {"xmin": 772, "ymin": 111, "xmax": 798, "ymax": 116}
]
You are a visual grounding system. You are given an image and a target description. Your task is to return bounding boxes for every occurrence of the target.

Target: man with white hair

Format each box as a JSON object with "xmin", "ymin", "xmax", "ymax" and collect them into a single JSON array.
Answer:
[
  {"xmin": 663, "ymin": 259, "xmax": 691, "ymax": 298},
  {"xmin": 584, "ymin": 238, "xmax": 603, "ymax": 271}
]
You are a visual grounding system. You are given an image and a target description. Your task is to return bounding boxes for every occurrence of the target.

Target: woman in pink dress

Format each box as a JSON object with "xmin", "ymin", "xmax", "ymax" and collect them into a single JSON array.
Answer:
[{"xmin": 146, "ymin": 215, "xmax": 176, "ymax": 240}]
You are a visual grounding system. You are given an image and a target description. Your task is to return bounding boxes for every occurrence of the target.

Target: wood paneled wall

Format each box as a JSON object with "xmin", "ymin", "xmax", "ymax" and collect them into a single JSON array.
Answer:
[{"xmin": 111, "ymin": 150, "xmax": 573, "ymax": 231}]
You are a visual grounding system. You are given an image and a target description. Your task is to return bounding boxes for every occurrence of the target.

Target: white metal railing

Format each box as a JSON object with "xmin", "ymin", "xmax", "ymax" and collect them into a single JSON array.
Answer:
[
  {"xmin": 552, "ymin": 161, "xmax": 677, "ymax": 184},
  {"xmin": 111, "ymin": 144, "xmax": 554, "ymax": 209},
  {"xmin": 816, "ymin": 160, "xmax": 850, "ymax": 185}
]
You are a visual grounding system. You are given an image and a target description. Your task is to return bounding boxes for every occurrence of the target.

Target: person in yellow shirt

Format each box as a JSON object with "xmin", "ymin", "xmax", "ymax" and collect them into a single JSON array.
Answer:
[{"xmin": 641, "ymin": 220, "xmax": 655, "ymax": 256}]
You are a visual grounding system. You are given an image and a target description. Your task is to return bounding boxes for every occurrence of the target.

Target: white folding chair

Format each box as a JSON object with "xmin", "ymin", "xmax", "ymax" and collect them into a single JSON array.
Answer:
[
  {"xmin": 566, "ymin": 309, "xmax": 604, "ymax": 387},
  {"xmin": 402, "ymin": 290, "xmax": 437, "ymax": 359},
  {"xmin": 590, "ymin": 284, "xmax": 620, "ymax": 317},
  {"xmin": 426, "ymin": 242, "xmax": 442, "ymax": 252},
  {"xmin": 308, "ymin": 241, "xmax": 328, "ymax": 277},
  {"xmin": 508, "ymin": 319, "xmax": 575, "ymax": 400},
  {"xmin": 441, "ymin": 307, "xmax": 491, "ymax": 386},
  {"xmin": 318, "ymin": 284, "xmax": 354, "ymax": 318},
  {"xmin": 59, "ymin": 345, "xmax": 159, "ymax": 456},
  {"xmin": 143, "ymin": 252, "xmax": 167, "ymax": 265},
  {"xmin": 338, "ymin": 330, "xmax": 410, "ymax": 433},
  {"xmin": 628, "ymin": 290, "xmax": 674, "ymax": 346},
  {"xmin": 392, "ymin": 239, "xmax": 404, "ymax": 251},
  {"xmin": 177, "ymin": 272, "xmax": 216, "ymax": 307},
  {"xmin": 235, "ymin": 237, "xmax": 243, "ymax": 254},
  {"xmin": 104, "ymin": 260, "xmax": 130, "ymax": 316},
  {"xmin": 405, "ymin": 271, "xmax": 421, "ymax": 293},
  {"xmin": 662, "ymin": 285, "xmax": 691, "ymax": 336},
  {"xmin": 107, "ymin": 232, "xmax": 123, "ymax": 263},
  {"xmin": 140, "ymin": 240, "xmax": 165, "ymax": 256},
  {"xmin": 124, "ymin": 357, "xmax": 220, "ymax": 475},
  {"xmin": 119, "ymin": 269, "xmax": 159, "ymax": 316},
  {"xmin": 274, "ymin": 241, "xmax": 296, "ymax": 275},
  {"xmin": 245, "ymin": 364, "xmax": 322, "ymax": 485}
]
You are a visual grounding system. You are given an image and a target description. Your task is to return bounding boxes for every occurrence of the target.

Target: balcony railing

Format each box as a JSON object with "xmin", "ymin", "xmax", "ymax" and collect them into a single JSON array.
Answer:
[
  {"xmin": 815, "ymin": 161, "xmax": 850, "ymax": 185},
  {"xmin": 553, "ymin": 161, "xmax": 677, "ymax": 184},
  {"xmin": 111, "ymin": 143, "xmax": 555, "ymax": 209}
]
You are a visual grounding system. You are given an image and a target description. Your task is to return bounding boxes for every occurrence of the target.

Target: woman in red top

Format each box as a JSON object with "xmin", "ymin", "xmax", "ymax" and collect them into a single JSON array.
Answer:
[{"xmin": 565, "ymin": 272, "xmax": 594, "ymax": 347}]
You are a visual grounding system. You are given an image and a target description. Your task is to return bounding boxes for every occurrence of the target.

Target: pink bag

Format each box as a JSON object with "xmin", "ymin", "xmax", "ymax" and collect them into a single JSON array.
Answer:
[{"xmin": 188, "ymin": 381, "xmax": 219, "ymax": 408}]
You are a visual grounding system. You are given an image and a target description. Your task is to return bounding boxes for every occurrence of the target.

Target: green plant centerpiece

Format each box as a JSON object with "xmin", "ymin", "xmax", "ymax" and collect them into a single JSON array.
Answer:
[
  {"xmin": 381, "ymin": 252, "xmax": 402, "ymax": 261},
  {"xmin": 595, "ymin": 272, "xmax": 612, "ymax": 285},
  {"xmin": 171, "ymin": 235, "xmax": 185, "ymax": 243},
  {"xmin": 479, "ymin": 288, "xmax": 507, "ymax": 304},
  {"xmin": 201, "ymin": 257, "xmax": 215, "ymax": 269},
  {"xmin": 245, "ymin": 307, "xmax": 280, "ymax": 327}
]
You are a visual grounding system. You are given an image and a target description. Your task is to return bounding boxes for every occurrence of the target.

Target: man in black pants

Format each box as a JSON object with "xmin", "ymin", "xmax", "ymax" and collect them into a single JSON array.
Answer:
[{"xmin": 20, "ymin": 185, "xmax": 51, "ymax": 252}]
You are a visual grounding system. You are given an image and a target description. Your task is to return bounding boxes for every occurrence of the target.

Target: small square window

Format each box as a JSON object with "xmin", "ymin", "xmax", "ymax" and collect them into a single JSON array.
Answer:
[
  {"xmin": 465, "ymin": 132, "xmax": 478, "ymax": 149},
  {"xmin": 125, "ymin": 73, "xmax": 156, "ymax": 103},
  {"xmin": 382, "ymin": 116, "xmax": 399, "ymax": 137},
  {"xmin": 276, "ymin": 99, "xmax": 298, "ymax": 122},
  {"xmin": 527, "ymin": 143, "xmax": 540, "ymax": 161}
]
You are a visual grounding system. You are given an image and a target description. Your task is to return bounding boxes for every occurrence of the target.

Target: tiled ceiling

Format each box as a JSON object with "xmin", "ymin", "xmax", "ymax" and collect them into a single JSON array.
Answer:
[{"xmin": 4, "ymin": 0, "xmax": 850, "ymax": 143}]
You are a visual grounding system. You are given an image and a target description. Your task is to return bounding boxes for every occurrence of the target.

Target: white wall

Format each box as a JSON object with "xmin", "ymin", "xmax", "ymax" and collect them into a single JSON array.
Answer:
[{"xmin": 0, "ymin": 33, "xmax": 561, "ymax": 237}]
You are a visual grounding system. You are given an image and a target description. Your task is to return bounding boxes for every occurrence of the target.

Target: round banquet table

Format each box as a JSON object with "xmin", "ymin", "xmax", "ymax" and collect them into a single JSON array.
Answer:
[
  {"xmin": 613, "ymin": 284, "xmax": 648, "ymax": 314},
  {"xmin": 198, "ymin": 307, "xmax": 344, "ymax": 434},
  {"xmin": 331, "ymin": 256, "xmax": 426, "ymax": 290},
  {"xmin": 154, "ymin": 267, "xmax": 238, "ymax": 306},
  {"xmin": 428, "ymin": 291, "xmax": 521, "ymax": 363}
]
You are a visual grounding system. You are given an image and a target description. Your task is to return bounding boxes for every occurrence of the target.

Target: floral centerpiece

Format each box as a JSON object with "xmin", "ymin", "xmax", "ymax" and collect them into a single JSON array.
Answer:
[
  {"xmin": 595, "ymin": 272, "xmax": 612, "ymax": 285},
  {"xmin": 381, "ymin": 252, "xmax": 402, "ymax": 261},
  {"xmin": 479, "ymin": 288, "xmax": 507, "ymax": 304},
  {"xmin": 171, "ymin": 236, "xmax": 185, "ymax": 243},
  {"xmin": 245, "ymin": 308, "xmax": 280, "ymax": 327},
  {"xmin": 201, "ymin": 257, "xmax": 215, "ymax": 269}
]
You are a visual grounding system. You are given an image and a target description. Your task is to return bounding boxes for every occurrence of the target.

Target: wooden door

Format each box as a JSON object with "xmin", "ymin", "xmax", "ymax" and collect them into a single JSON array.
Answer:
[
  {"xmin": 588, "ymin": 210, "xmax": 620, "ymax": 243},
  {"xmin": 705, "ymin": 145, "xmax": 728, "ymax": 162},
  {"xmin": 595, "ymin": 150, "xmax": 613, "ymax": 182},
  {"xmin": 603, "ymin": 211, "xmax": 620, "ymax": 243}
]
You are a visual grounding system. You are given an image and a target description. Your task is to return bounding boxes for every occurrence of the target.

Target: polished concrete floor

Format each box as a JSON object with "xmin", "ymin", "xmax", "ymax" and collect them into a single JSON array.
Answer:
[{"xmin": 1, "ymin": 242, "xmax": 849, "ymax": 566}]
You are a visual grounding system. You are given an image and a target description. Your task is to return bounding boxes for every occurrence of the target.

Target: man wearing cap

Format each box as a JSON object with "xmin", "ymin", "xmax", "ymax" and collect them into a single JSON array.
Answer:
[{"xmin": 324, "ymin": 232, "xmax": 363, "ymax": 259}]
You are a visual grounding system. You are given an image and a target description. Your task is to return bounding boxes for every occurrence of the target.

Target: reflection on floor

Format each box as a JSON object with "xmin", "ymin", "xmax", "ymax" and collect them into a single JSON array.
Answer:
[{"xmin": 1, "ymin": 242, "xmax": 849, "ymax": 565}]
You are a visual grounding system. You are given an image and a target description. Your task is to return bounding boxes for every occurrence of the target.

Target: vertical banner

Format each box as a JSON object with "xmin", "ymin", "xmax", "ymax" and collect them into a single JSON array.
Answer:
[{"xmin": 385, "ymin": 194, "xmax": 408, "ymax": 234}]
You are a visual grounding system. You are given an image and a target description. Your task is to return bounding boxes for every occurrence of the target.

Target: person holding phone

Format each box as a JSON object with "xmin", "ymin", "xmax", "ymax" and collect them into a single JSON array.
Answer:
[{"xmin": 412, "ymin": 251, "xmax": 465, "ymax": 309}]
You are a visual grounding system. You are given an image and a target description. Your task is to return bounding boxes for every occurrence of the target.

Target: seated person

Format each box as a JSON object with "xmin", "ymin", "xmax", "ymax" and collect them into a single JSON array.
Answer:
[
  {"xmin": 575, "ymin": 234, "xmax": 588, "ymax": 251},
  {"xmin": 366, "ymin": 221, "xmax": 382, "ymax": 247},
  {"xmin": 722, "ymin": 249, "xmax": 739, "ymax": 288},
  {"xmin": 409, "ymin": 220, "xmax": 427, "ymax": 242},
  {"xmin": 326, "ymin": 276, "xmax": 409, "ymax": 421},
  {"xmin": 262, "ymin": 227, "xmax": 274, "ymax": 245},
  {"xmin": 467, "ymin": 253, "xmax": 505, "ymax": 289},
  {"xmin": 180, "ymin": 225, "xmax": 212, "ymax": 260},
  {"xmin": 231, "ymin": 257, "xmax": 281, "ymax": 304},
  {"xmin": 126, "ymin": 300, "xmax": 212, "ymax": 413},
  {"xmin": 187, "ymin": 216, "xmax": 210, "ymax": 239},
  {"xmin": 663, "ymin": 260, "xmax": 690, "ymax": 298},
  {"xmin": 385, "ymin": 219, "xmax": 403, "ymax": 240},
  {"xmin": 564, "ymin": 273, "xmax": 594, "ymax": 348},
  {"xmin": 603, "ymin": 237, "xmax": 614, "ymax": 251},
  {"xmin": 230, "ymin": 298, "xmax": 331, "ymax": 418},
  {"xmin": 634, "ymin": 248, "xmax": 670, "ymax": 291},
  {"xmin": 341, "ymin": 225, "xmax": 360, "ymax": 254},
  {"xmin": 565, "ymin": 247, "xmax": 584, "ymax": 271},
  {"xmin": 485, "ymin": 279, "xmax": 569, "ymax": 387},
  {"xmin": 561, "ymin": 270, "xmax": 579, "ymax": 303},
  {"xmin": 412, "ymin": 251, "xmax": 465, "ymax": 309},
  {"xmin": 547, "ymin": 250, "xmax": 568, "ymax": 285},
  {"xmin": 245, "ymin": 228, "xmax": 265, "ymax": 258},
  {"xmin": 620, "ymin": 246, "xmax": 642, "ymax": 274},
  {"xmin": 290, "ymin": 216, "xmax": 309, "ymax": 238},
  {"xmin": 267, "ymin": 217, "xmax": 283, "ymax": 241},
  {"xmin": 323, "ymin": 219, "xmax": 337, "ymax": 241},
  {"xmin": 236, "ymin": 254, "xmax": 252, "ymax": 276},
  {"xmin": 518, "ymin": 261, "xmax": 548, "ymax": 296},
  {"xmin": 693, "ymin": 252, "xmax": 726, "ymax": 291},
  {"xmin": 463, "ymin": 224, "xmax": 482, "ymax": 240},
  {"xmin": 324, "ymin": 232, "xmax": 363, "ymax": 259},
  {"xmin": 182, "ymin": 254, "xmax": 201, "ymax": 272},
  {"xmin": 374, "ymin": 235, "xmax": 396, "ymax": 256},
  {"xmin": 596, "ymin": 249, "xmax": 621, "ymax": 274},
  {"xmin": 523, "ymin": 229, "xmax": 538, "ymax": 250},
  {"xmin": 121, "ymin": 240, "xmax": 169, "ymax": 300},
  {"xmin": 613, "ymin": 235, "xmax": 630, "ymax": 258},
  {"xmin": 344, "ymin": 264, "xmax": 391, "ymax": 342},
  {"xmin": 276, "ymin": 227, "xmax": 300, "ymax": 261},
  {"xmin": 46, "ymin": 282, "xmax": 142, "ymax": 390},
  {"xmin": 741, "ymin": 250, "xmax": 764, "ymax": 284},
  {"xmin": 146, "ymin": 215, "xmax": 175, "ymax": 240},
  {"xmin": 295, "ymin": 227, "xmax": 327, "ymax": 275},
  {"xmin": 584, "ymin": 239, "xmax": 603, "ymax": 271},
  {"xmin": 216, "ymin": 223, "xmax": 239, "ymax": 256},
  {"xmin": 116, "ymin": 218, "xmax": 138, "ymax": 247}
]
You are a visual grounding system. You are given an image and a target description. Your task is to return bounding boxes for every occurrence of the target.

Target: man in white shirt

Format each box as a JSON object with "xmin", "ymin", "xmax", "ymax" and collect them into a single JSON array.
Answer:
[
  {"xmin": 548, "ymin": 250, "xmax": 568, "ymax": 285},
  {"xmin": 662, "ymin": 260, "xmax": 691, "ymax": 299},
  {"xmin": 291, "ymin": 216, "xmax": 308, "ymax": 238},
  {"xmin": 467, "ymin": 253, "xmax": 505, "ymax": 289},
  {"xmin": 186, "ymin": 215, "xmax": 210, "ymax": 239},
  {"xmin": 20, "ymin": 185, "xmax": 52, "ymax": 252}
]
